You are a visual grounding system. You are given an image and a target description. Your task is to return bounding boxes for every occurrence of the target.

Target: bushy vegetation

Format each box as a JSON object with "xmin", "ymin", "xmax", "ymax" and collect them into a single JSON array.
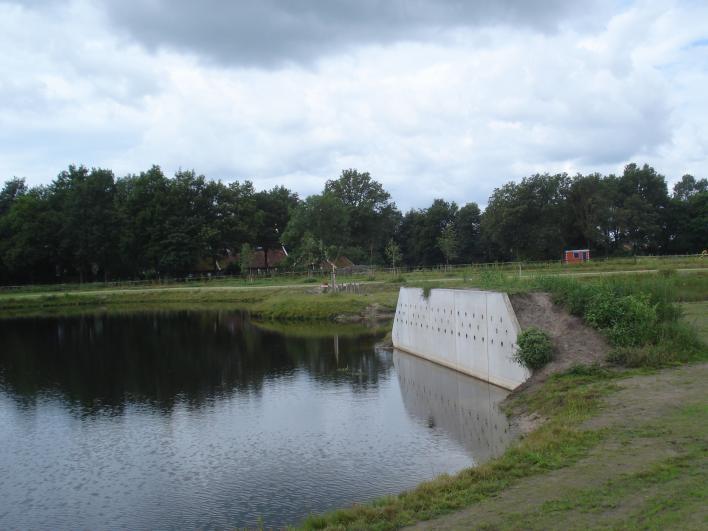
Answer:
[
  {"xmin": 515, "ymin": 327, "xmax": 554, "ymax": 369},
  {"xmin": 536, "ymin": 275, "xmax": 706, "ymax": 366}
]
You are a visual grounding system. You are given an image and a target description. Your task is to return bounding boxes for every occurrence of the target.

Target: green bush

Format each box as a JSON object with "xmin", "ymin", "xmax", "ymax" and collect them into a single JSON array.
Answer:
[
  {"xmin": 585, "ymin": 293, "xmax": 657, "ymax": 347},
  {"xmin": 515, "ymin": 327, "xmax": 554, "ymax": 370},
  {"xmin": 535, "ymin": 274, "xmax": 705, "ymax": 368}
]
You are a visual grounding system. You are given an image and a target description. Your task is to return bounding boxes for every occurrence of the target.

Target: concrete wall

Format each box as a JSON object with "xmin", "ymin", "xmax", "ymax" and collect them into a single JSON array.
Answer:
[{"xmin": 392, "ymin": 288, "xmax": 530, "ymax": 390}]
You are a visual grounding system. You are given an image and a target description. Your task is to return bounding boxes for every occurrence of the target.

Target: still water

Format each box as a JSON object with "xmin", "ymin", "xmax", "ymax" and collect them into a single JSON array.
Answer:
[{"xmin": 0, "ymin": 311, "xmax": 515, "ymax": 529}]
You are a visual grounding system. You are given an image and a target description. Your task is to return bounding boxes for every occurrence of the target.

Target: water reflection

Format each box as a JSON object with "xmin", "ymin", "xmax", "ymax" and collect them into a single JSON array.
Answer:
[
  {"xmin": 394, "ymin": 349, "xmax": 515, "ymax": 464},
  {"xmin": 0, "ymin": 312, "xmax": 515, "ymax": 529},
  {"xmin": 0, "ymin": 312, "xmax": 386, "ymax": 414}
]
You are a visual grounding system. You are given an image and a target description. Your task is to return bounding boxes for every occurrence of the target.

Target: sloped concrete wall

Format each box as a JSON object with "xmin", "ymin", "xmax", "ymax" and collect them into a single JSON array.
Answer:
[{"xmin": 392, "ymin": 288, "xmax": 530, "ymax": 390}]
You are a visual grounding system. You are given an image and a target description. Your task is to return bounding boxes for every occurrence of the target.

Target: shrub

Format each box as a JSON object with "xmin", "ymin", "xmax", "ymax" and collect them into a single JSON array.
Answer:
[
  {"xmin": 514, "ymin": 327, "xmax": 554, "ymax": 370},
  {"xmin": 585, "ymin": 293, "xmax": 657, "ymax": 347}
]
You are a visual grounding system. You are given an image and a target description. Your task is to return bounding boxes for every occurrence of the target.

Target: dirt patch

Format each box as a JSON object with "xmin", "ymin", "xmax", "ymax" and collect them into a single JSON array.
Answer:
[{"xmin": 510, "ymin": 292, "xmax": 610, "ymax": 389}]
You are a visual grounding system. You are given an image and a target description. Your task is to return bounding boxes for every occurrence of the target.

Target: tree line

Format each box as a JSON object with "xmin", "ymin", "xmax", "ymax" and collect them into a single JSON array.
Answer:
[{"xmin": 0, "ymin": 163, "xmax": 705, "ymax": 283}]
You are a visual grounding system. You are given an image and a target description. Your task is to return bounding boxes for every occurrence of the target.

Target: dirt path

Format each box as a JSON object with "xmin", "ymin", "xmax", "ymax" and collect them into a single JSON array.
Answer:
[
  {"xmin": 407, "ymin": 363, "xmax": 708, "ymax": 530},
  {"xmin": 1, "ymin": 267, "xmax": 704, "ymax": 301}
]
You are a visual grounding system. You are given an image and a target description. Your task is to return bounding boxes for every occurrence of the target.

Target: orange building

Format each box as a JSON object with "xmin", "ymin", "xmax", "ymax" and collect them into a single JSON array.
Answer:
[{"xmin": 564, "ymin": 249, "xmax": 590, "ymax": 263}]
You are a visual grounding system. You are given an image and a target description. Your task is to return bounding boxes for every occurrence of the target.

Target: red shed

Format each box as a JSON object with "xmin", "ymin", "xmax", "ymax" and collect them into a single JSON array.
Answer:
[{"xmin": 564, "ymin": 249, "xmax": 590, "ymax": 264}]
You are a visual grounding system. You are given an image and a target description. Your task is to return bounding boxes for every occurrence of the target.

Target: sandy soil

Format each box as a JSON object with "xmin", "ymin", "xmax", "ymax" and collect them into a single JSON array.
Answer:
[{"xmin": 510, "ymin": 292, "xmax": 610, "ymax": 388}]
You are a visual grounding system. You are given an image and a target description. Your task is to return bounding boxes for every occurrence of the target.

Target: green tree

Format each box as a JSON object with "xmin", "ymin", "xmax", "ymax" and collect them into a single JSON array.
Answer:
[
  {"xmin": 673, "ymin": 174, "xmax": 707, "ymax": 201},
  {"xmin": 480, "ymin": 174, "xmax": 571, "ymax": 261},
  {"xmin": 114, "ymin": 166, "xmax": 171, "ymax": 277},
  {"xmin": 455, "ymin": 202, "xmax": 481, "ymax": 262},
  {"xmin": 52, "ymin": 165, "xmax": 119, "ymax": 281},
  {"xmin": 254, "ymin": 186, "xmax": 299, "ymax": 267},
  {"xmin": 282, "ymin": 193, "xmax": 350, "ymax": 253},
  {"xmin": 615, "ymin": 163, "xmax": 669, "ymax": 254},
  {"xmin": 239, "ymin": 243, "xmax": 254, "ymax": 279},
  {"xmin": 567, "ymin": 173, "xmax": 617, "ymax": 255},
  {"xmin": 0, "ymin": 178, "xmax": 27, "ymax": 217},
  {"xmin": 323, "ymin": 169, "xmax": 400, "ymax": 263},
  {"xmin": 0, "ymin": 187, "xmax": 58, "ymax": 282},
  {"xmin": 385, "ymin": 238, "xmax": 402, "ymax": 272},
  {"xmin": 437, "ymin": 223, "xmax": 459, "ymax": 267}
]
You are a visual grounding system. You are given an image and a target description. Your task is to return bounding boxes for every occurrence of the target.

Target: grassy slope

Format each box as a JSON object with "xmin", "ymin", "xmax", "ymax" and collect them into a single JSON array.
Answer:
[{"xmin": 300, "ymin": 272, "xmax": 708, "ymax": 529}]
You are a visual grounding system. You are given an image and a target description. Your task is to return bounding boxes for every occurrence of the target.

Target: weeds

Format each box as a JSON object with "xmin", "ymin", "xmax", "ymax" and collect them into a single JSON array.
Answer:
[{"xmin": 536, "ymin": 275, "xmax": 707, "ymax": 367}]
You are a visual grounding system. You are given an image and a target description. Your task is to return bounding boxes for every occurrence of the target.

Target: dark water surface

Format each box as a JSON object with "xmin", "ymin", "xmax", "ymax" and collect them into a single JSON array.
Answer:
[{"xmin": 0, "ymin": 312, "xmax": 515, "ymax": 529}]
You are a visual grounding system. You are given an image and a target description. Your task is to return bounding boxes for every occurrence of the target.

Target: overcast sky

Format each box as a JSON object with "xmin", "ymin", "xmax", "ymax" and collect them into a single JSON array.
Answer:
[{"xmin": 1, "ymin": 0, "xmax": 707, "ymax": 209}]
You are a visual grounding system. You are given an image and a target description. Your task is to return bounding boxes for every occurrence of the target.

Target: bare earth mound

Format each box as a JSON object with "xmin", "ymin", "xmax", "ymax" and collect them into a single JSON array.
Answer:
[{"xmin": 510, "ymin": 292, "xmax": 609, "ymax": 387}]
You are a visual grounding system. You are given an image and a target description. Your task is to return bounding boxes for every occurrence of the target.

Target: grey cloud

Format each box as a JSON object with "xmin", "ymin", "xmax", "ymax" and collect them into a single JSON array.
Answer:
[{"xmin": 98, "ymin": 0, "xmax": 602, "ymax": 67}]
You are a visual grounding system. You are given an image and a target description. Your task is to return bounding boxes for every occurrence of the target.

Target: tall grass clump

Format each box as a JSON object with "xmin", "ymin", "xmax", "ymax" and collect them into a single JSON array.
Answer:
[{"xmin": 536, "ymin": 274, "xmax": 706, "ymax": 367}]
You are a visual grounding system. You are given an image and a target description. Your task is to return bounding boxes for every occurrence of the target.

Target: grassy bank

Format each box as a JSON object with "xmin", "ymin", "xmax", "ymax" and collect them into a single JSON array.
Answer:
[
  {"xmin": 300, "ymin": 271, "xmax": 707, "ymax": 529},
  {"xmin": 0, "ymin": 284, "xmax": 400, "ymax": 321},
  {"xmin": 301, "ymin": 360, "xmax": 708, "ymax": 530}
]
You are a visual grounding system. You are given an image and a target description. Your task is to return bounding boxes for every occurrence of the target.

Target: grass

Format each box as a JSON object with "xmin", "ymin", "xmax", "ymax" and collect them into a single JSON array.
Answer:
[
  {"xmin": 535, "ymin": 274, "xmax": 707, "ymax": 367},
  {"xmin": 680, "ymin": 301, "xmax": 708, "ymax": 344},
  {"xmin": 0, "ymin": 284, "xmax": 400, "ymax": 321},
  {"xmin": 492, "ymin": 401, "xmax": 708, "ymax": 530}
]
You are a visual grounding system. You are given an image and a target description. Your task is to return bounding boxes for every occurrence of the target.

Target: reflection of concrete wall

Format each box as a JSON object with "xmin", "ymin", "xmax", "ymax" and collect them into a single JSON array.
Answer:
[
  {"xmin": 392, "ymin": 288, "xmax": 530, "ymax": 390},
  {"xmin": 394, "ymin": 349, "xmax": 515, "ymax": 464}
]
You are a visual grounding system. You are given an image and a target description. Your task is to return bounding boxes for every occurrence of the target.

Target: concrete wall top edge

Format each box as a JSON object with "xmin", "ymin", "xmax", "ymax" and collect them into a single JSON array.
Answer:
[{"xmin": 398, "ymin": 287, "xmax": 510, "ymax": 296}]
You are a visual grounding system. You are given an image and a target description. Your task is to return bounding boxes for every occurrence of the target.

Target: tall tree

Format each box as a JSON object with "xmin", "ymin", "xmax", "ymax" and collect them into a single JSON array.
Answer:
[
  {"xmin": 254, "ymin": 186, "xmax": 299, "ymax": 267},
  {"xmin": 52, "ymin": 166, "xmax": 119, "ymax": 281},
  {"xmin": 455, "ymin": 202, "xmax": 481, "ymax": 262},
  {"xmin": 673, "ymin": 174, "xmax": 707, "ymax": 201},
  {"xmin": 615, "ymin": 163, "xmax": 669, "ymax": 254},
  {"xmin": 323, "ymin": 169, "xmax": 400, "ymax": 263},
  {"xmin": 480, "ymin": 174, "xmax": 571, "ymax": 261},
  {"xmin": 437, "ymin": 223, "xmax": 458, "ymax": 267},
  {"xmin": 282, "ymin": 193, "xmax": 350, "ymax": 257}
]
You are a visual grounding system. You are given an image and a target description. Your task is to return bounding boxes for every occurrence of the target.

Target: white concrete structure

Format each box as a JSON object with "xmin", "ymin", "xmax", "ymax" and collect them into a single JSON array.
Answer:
[{"xmin": 392, "ymin": 288, "xmax": 530, "ymax": 390}]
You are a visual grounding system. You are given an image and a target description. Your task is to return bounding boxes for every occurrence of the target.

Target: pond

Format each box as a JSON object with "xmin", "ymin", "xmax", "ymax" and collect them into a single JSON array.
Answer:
[{"xmin": 0, "ymin": 311, "xmax": 515, "ymax": 529}]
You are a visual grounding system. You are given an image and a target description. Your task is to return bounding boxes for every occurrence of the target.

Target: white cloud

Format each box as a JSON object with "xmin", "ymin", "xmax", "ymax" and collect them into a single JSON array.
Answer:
[{"xmin": 0, "ymin": 0, "xmax": 706, "ymax": 209}]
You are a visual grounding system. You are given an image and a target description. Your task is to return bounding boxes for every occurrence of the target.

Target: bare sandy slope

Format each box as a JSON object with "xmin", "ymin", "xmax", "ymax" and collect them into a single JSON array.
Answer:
[{"xmin": 510, "ymin": 292, "xmax": 610, "ymax": 387}]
